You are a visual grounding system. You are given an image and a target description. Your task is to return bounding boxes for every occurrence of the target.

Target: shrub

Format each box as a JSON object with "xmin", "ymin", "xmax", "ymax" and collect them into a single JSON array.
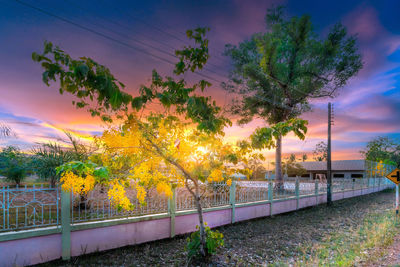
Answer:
[
  {"xmin": 186, "ymin": 225, "xmax": 224, "ymax": 262},
  {"xmin": 31, "ymin": 143, "xmax": 74, "ymax": 187},
  {"xmin": 0, "ymin": 146, "xmax": 29, "ymax": 186},
  {"xmin": 4, "ymin": 165, "xmax": 26, "ymax": 185}
]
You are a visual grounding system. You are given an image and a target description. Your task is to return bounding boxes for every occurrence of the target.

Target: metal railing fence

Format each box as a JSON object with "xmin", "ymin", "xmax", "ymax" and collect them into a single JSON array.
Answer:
[
  {"xmin": 0, "ymin": 176, "xmax": 393, "ymax": 232},
  {"xmin": 0, "ymin": 184, "xmax": 60, "ymax": 232}
]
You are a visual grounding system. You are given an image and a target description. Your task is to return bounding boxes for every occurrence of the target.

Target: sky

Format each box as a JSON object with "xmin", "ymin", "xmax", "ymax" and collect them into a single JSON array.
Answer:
[{"xmin": 0, "ymin": 0, "xmax": 399, "ymax": 162}]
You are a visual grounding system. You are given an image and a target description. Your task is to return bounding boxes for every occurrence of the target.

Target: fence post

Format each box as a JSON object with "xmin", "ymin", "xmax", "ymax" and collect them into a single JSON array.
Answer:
[
  {"xmin": 295, "ymin": 177, "xmax": 299, "ymax": 210},
  {"xmin": 168, "ymin": 184, "xmax": 176, "ymax": 238},
  {"xmin": 378, "ymin": 176, "xmax": 381, "ymax": 191},
  {"xmin": 61, "ymin": 189, "xmax": 71, "ymax": 260},
  {"xmin": 315, "ymin": 180, "xmax": 319, "ymax": 205},
  {"xmin": 268, "ymin": 180, "xmax": 273, "ymax": 216},
  {"xmin": 229, "ymin": 180, "xmax": 236, "ymax": 224}
]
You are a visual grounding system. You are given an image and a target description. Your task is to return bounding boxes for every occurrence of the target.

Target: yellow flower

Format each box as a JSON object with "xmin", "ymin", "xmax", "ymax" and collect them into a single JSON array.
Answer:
[
  {"xmin": 208, "ymin": 169, "xmax": 223, "ymax": 183},
  {"xmin": 135, "ymin": 184, "xmax": 147, "ymax": 204},
  {"xmin": 156, "ymin": 182, "xmax": 172, "ymax": 197},
  {"xmin": 107, "ymin": 181, "xmax": 131, "ymax": 211}
]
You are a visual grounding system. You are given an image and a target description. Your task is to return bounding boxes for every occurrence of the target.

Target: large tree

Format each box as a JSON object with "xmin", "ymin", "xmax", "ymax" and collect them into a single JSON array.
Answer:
[
  {"xmin": 361, "ymin": 136, "xmax": 400, "ymax": 167},
  {"xmin": 33, "ymin": 28, "xmax": 256, "ymax": 261},
  {"xmin": 224, "ymin": 6, "xmax": 363, "ymax": 188}
]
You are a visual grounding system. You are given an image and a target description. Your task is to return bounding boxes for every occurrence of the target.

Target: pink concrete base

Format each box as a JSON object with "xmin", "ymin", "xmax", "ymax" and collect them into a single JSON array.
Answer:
[
  {"xmin": 318, "ymin": 194, "xmax": 326, "ymax": 204},
  {"xmin": 272, "ymin": 199, "xmax": 296, "ymax": 215},
  {"xmin": 0, "ymin": 233, "xmax": 61, "ymax": 267},
  {"xmin": 175, "ymin": 209, "xmax": 231, "ymax": 235},
  {"xmin": 235, "ymin": 203, "xmax": 270, "ymax": 222},
  {"xmin": 332, "ymin": 192, "xmax": 343, "ymax": 201},
  {"xmin": 299, "ymin": 196, "xmax": 316, "ymax": 208},
  {"xmin": 353, "ymin": 189, "xmax": 362, "ymax": 196},
  {"xmin": 343, "ymin": 191, "xmax": 354, "ymax": 198}
]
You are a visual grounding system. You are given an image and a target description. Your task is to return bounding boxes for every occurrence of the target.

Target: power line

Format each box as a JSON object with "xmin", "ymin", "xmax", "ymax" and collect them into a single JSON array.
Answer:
[
  {"xmin": 95, "ymin": 0, "xmax": 228, "ymax": 64},
  {"xmin": 12, "ymin": 0, "xmax": 311, "ymax": 114},
  {"xmin": 13, "ymin": 0, "xmax": 224, "ymax": 84},
  {"xmin": 64, "ymin": 0, "xmax": 228, "ymax": 78}
]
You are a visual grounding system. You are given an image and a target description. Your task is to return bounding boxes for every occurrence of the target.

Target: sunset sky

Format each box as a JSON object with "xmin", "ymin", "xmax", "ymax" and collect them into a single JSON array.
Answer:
[{"xmin": 0, "ymin": 0, "xmax": 399, "ymax": 162}]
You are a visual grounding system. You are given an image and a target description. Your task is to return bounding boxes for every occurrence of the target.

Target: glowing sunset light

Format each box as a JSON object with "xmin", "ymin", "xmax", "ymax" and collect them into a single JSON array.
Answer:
[{"xmin": 0, "ymin": 0, "xmax": 399, "ymax": 162}]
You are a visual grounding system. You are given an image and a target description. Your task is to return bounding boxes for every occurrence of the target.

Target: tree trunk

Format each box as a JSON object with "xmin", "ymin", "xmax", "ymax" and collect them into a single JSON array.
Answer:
[
  {"xmin": 275, "ymin": 135, "xmax": 284, "ymax": 190},
  {"xmin": 50, "ymin": 177, "xmax": 56, "ymax": 188},
  {"xmin": 184, "ymin": 179, "xmax": 208, "ymax": 261},
  {"xmin": 195, "ymin": 192, "xmax": 207, "ymax": 259}
]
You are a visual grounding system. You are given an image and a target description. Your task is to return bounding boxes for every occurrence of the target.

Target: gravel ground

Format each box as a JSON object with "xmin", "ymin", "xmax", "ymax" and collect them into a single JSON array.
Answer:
[{"xmin": 38, "ymin": 189, "xmax": 396, "ymax": 267}]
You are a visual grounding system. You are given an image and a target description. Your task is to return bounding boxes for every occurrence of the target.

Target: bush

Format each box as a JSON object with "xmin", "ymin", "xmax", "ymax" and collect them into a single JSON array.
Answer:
[
  {"xmin": 4, "ymin": 165, "xmax": 26, "ymax": 185},
  {"xmin": 0, "ymin": 146, "xmax": 29, "ymax": 185},
  {"xmin": 186, "ymin": 225, "xmax": 224, "ymax": 262}
]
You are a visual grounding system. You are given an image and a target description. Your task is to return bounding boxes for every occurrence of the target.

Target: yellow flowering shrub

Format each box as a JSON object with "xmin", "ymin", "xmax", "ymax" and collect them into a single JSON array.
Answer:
[{"xmin": 56, "ymin": 115, "xmax": 257, "ymax": 213}]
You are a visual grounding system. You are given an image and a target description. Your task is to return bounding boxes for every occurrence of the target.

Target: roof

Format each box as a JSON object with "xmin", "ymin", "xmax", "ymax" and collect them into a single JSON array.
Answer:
[{"xmin": 298, "ymin": 160, "xmax": 365, "ymax": 171}]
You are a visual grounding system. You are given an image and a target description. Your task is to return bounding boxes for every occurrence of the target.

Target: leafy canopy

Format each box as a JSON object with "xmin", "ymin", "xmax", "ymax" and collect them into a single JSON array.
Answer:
[
  {"xmin": 224, "ymin": 6, "xmax": 363, "ymax": 125},
  {"xmin": 32, "ymin": 28, "xmax": 229, "ymax": 133},
  {"xmin": 250, "ymin": 118, "xmax": 308, "ymax": 149}
]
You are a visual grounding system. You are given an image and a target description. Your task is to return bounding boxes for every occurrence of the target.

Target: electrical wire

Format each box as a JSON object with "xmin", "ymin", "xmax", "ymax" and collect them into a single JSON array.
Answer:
[{"xmin": 14, "ymin": 0, "xmax": 224, "ymax": 84}]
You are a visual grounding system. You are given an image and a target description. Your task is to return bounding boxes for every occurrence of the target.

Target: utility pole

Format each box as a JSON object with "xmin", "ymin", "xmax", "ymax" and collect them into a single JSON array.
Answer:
[{"xmin": 327, "ymin": 102, "xmax": 334, "ymax": 206}]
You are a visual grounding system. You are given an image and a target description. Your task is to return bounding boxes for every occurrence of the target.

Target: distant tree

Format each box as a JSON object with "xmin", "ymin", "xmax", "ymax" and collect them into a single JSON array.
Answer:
[
  {"xmin": 0, "ymin": 146, "xmax": 29, "ymax": 186},
  {"xmin": 361, "ymin": 136, "xmax": 400, "ymax": 167},
  {"xmin": 64, "ymin": 132, "xmax": 95, "ymax": 161},
  {"xmin": 289, "ymin": 153, "xmax": 296, "ymax": 162},
  {"xmin": 31, "ymin": 143, "xmax": 73, "ymax": 187},
  {"xmin": 313, "ymin": 141, "xmax": 328, "ymax": 161},
  {"xmin": 246, "ymin": 158, "xmax": 267, "ymax": 180},
  {"xmin": 31, "ymin": 132, "xmax": 96, "ymax": 187},
  {"xmin": 302, "ymin": 154, "xmax": 308, "ymax": 162},
  {"xmin": 224, "ymin": 6, "xmax": 363, "ymax": 189},
  {"xmin": 272, "ymin": 156, "xmax": 307, "ymax": 177},
  {"xmin": 282, "ymin": 161, "xmax": 307, "ymax": 177}
]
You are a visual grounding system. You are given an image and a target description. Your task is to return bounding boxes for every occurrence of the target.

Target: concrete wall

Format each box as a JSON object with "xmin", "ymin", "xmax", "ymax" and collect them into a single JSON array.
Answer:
[
  {"xmin": 235, "ymin": 203, "xmax": 270, "ymax": 221},
  {"xmin": 0, "ymin": 233, "xmax": 61, "ymax": 267},
  {"xmin": 71, "ymin": 217, "xmax": 171, "ymax": 257},
  {"xmin": 0, "ymin": 184, "xmax": 392, "ymax": 267}
]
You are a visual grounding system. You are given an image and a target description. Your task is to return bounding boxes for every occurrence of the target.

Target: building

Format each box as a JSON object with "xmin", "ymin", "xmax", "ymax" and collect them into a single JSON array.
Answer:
[{"xmin": 298, "ymin": 160, "xmax": 366, "ymax": 180}]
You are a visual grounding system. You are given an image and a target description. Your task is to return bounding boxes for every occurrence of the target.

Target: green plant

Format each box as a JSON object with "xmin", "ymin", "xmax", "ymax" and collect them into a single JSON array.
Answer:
[
  {"xmin": 0, "ymin": 146, "xmax": 29, "ymax": 186},
  {"xmin": 186, "ymin": 225, "xmax": 224, "ymax": 262},
  {"xmin": 31, "ymin": 142, "xmax": 74, "ymax": 187},
  {"xmin": 31, "ymin": 133, "xmax": 96, "ymax": 187},
  {"xmin": 4, "ymin": 165, "xmax": 26, "ymax": 186}
]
